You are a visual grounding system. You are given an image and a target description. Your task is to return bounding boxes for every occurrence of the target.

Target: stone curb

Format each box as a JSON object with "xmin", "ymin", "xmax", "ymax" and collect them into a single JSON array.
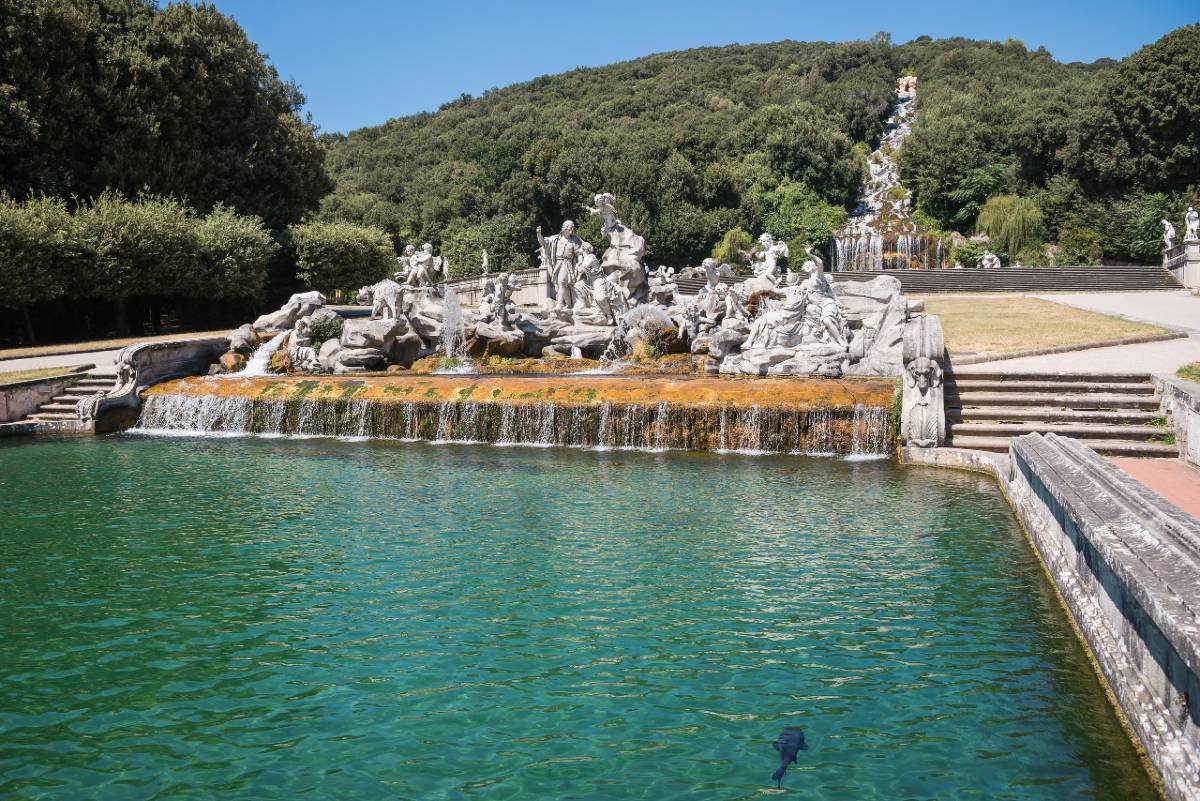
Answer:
[
  {"xmin": 0, "ymin": 362, "xmax": 94, "ymax": 389},
  {"xmin": 950, "ymin": 331, "xmax": 1187, "ymax": 366}
]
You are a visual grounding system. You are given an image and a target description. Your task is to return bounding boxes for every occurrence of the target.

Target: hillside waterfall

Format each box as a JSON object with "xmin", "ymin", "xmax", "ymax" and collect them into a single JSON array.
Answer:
[
  {"xmin": 135, "ymin": 394, "xmax": 892, "ymax": 456},
  {"xmin": 832, "ymin": 76, "xmax": 946, "ymax": 272}
]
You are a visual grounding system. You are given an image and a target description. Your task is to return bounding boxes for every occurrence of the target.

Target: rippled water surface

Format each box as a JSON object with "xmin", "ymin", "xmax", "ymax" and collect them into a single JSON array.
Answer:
[{"xmin": 0, "ymin": 436, "xmax": 1157, "ymax": 800}]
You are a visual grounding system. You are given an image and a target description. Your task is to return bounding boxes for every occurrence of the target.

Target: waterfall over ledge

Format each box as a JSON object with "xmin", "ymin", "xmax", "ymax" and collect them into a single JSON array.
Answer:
[{"xmin": 134, "ymin": 375, "xmax": 896, "ymax": 456}]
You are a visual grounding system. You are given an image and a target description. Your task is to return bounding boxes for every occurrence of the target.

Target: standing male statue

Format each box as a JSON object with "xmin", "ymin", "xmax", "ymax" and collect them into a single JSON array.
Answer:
[
  {"xmin": 1185, "ymin": 207, "xmax": 1199, "ymax": 242},
  {"xmin": 1162, "ymin": 219, "xmax": 1177, "ymax": 251},
  {"xmin": 537, "ymin": 220, "xmax": 583, "ymax": 310}
]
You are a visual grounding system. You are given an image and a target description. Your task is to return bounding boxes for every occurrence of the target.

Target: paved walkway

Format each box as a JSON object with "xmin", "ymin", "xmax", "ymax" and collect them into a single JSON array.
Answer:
[
  {"xmin": 0, "ymin": 348, "xmax": 120, "ymax": 374},
  {"xmin": 965, "ymin": 290, "xmax": 1200, "ymax": 374},
  {"xmin": 1109, "ymin": 457, "xmax": 1200, "ymax": 519}
]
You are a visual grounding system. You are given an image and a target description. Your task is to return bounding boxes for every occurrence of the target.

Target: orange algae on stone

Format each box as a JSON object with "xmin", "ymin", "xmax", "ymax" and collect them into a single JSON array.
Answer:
[{"xmin": 145, "ymin": 374, "xmax": 895, "ymax": 411}]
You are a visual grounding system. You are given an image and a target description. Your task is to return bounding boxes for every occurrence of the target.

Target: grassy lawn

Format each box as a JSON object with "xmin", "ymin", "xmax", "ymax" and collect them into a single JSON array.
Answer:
[
  {"xmin": 0, "ymin": 329, "xmax": 232, "ymax": 361},
  {"xmin": 0, "ymin": 367, "xmax": 76, "ymax": 385},
  {"xmin": 1179, "ymin": 362, "xmax": 1200, "ymax": 382},
  {"xmin": 917, "ymin": 296, "xmax": 1170, "ymax": 357}
]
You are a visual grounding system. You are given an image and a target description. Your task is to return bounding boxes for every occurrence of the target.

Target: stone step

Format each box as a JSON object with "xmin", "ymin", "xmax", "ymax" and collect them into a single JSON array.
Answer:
[
  {"xmin": 949, "ymin": 371, "xmax": 1154, "ymax": 384},
  {"xmin": 51, "ymin": 394, "xmax": 99, "ymax": 403},
  {"xmin": 949, "ymin": 435, "xmax": 1178, "ymax": 457},
  {"xmin": 946, "ymin": 392, "xmax": 1161, "ymax": 410},
  {"xmin": 949, "ymin": 422, "xmax": 1168, "ymax": 441},
  {"xmin": 27, "ymin": 412, "xmax": 79, "ymax": 421},
  {"xmin": 947, "ymin": 406, "xmax": 1160, "ymax": 424},
  {"xmin": 38, "ymin": 402, "xmax": 81, "ymax": 412},
  {"xmin": 951, "ymin": 380, "xmax": 1156, "ymax": 394}
]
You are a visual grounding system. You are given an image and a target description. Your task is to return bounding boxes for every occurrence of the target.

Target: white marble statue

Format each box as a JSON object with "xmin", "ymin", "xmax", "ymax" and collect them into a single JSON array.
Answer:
[
  {"xmin": 572, "ymin": 242, "xmax": 615, "ymax": 325},
  {"xmin": 591, "ymin": 192, "xmax": 650, "ymax": 311},
  {"xmin": 588, "ymin": 192, "xmax": 619, "ymax": 236},
  {"xmin": 394, "ymin": 244, "xmax": 417, "ymax": 282},
  {"xmin": 648, "ymin": 265, "xmax": 679, "ymax": 306},
  {"xmin": 407, "ymin": 243, "xmax": 448, "ymax": 287},
  {"xmin": 978, "ymin": 250, "xmax": 1001, "ymax": 270},
  {"xmin": 749, "ymin": 233, "xmax": 789, "ymax": 280},
  {"xmin": 1185, "ymin": 207, "xmax": 1199, "ymax": 242},
  {"xmin": 743, "ymin": 249, "xmax": 846, "ymax": 351},
  {"xmin": 537, "ymin": 221, "xmax": 583, "ymax": 310},
  {"xmin": 1162, "ymin": 219, "xmax": 1177, "ymax": 251},
  {"xmin": 358, "ymin": 278, "xmax": 405, "ymax": 320},
  {"xmin": 478, "ymin": 272, "xmax": 521, "ymax": 327},
  {"xmin": 481, "ymin": 249, "xmax": 490, "ymax": 275}
]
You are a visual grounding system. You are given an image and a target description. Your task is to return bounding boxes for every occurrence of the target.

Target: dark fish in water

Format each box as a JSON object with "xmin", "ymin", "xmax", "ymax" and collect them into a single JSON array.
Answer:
[{"xmin": 771, "ymin": 726, "xmax": 808, "ymax": 787}]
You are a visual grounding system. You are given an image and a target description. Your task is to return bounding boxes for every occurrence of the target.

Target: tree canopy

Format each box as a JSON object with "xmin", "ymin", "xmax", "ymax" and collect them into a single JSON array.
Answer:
[
  {"xmin": 324, "ymin": 27, "xmax": 1200, "ymax": 271},
  {"xmin": 0, "ymin": 0, "xmax": 331, "ymax": 229}
]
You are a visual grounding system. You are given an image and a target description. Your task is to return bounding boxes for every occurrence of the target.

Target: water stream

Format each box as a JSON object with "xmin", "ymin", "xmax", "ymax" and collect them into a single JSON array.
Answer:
[
  {"xmin": 135, "ymin": 393, "xmax": 893, "ymax": 456},
  {"xmin": 232, "ymin": 331, "xmax": 287, "ymax": 377},
  {"xmin": 832, "ymin": 90, "xmax": 946, "ymax": 271}
]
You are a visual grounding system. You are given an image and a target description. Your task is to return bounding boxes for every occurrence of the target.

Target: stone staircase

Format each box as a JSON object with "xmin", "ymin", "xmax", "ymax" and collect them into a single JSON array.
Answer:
[
  {"xmin": 674, "ymin": 265, "xmax": 1181, "ymax": 296},
  {"xmin": 832, "ymin": 265, "xmax": 1181, "ymax": 293},
  {"xmin": 946, "ymin": 371, "xmax": 1178, "ymax": 457},
  {"xmin": 22, "ymin": 372, "xmax": 116, "ymax": 423}
]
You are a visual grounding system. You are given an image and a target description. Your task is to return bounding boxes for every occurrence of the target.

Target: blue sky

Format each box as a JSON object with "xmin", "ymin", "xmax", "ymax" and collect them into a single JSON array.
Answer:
[{"xmin": 206, "ymin": 0, "xmax": 1198, "ymax": 134}]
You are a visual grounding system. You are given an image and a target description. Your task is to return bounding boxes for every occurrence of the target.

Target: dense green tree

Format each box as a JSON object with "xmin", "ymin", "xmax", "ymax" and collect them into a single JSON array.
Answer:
[
  {"xmin": 1056, "ymin": 227, "xmax": 1104, "ymax": 265},
  {"xmin": 74, "ymin": 192, "xmax": 199, "ymax": 335},
  {"xmin": 0, "ymin": 194, "xmax": 79, "ymax": 342},
  {"xmin": 0, "ymin": 0, "xmax": 331, "ymax": 228},
  {"xmin": 975, "ymin": 195, "xmax": 1043, "ymax": 257},
  {"xmin": 1063, "ymin": 24, "xmax": 1200, "ymax": 194},
  {"xmin": 193, "ymin": 206, "xmax": 278, "ymax": 299},
  {"xmin": 321, "ymin": 39, "xmax": 901, "ymax": 276},
  {"xmin": 290, "ymin": 221, "xmax": 395, "ymax": 295},
  {"xmin": 712, "ymin": 228, "xmax": 754, "ymax": 268},
  {"xmin": 761, "ymin": 181, "xmax": 848, "ymax": 253}
]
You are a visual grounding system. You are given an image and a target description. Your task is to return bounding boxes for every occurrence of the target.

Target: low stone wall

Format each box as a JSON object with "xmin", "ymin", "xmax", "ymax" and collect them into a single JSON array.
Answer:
[
  {"xmin": 1158, "ymin": 375, "xmax": 1200, "ymax": 468},
  {"xmin": 1002, "ymin": 433, "xmax": 1200, "ymax": 801},
  {"xmin": 80, "ymin": 336, "xmax": 229, "ymax": 433},
  {"xmin": 0, "ymin": 372, "xmax": 79, "ymax": 423},
  {"xmin": 446, "ymin": 268, "xmax": 547, "ymax": 306}
]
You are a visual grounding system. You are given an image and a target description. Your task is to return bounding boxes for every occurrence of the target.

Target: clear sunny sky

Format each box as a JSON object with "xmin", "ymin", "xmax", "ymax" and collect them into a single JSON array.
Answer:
[{"xmin": 205, "ymin": 0, "xmax": 1198, "ymax": 134}]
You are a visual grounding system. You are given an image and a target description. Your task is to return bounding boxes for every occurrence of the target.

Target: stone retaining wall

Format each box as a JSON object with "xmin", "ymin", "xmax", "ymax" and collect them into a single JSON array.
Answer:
[
  {"xmin": 0, "ymin": 373, "xmax": 78, "ymax": 423},
  {"xmin": 1158, "ymin": 375, "xmax": 1200, "ymax": 468},
  {"xmin": 1002, "ymin": 434, "xmax": 1200, "ymax": 801},
  {"xmin": 446, "ymin": 267, "xmax": 547, "ymax": 306}
]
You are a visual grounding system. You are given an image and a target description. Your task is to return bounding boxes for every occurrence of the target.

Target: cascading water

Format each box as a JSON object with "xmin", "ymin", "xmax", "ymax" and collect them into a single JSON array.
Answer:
[
  {"xmin": 134, "ymin": 394, "xmax": 894, "ymax": 456},
  {"xmin": 433, "ymin": 286, "xmax": 474, "ymax": 374},
  {"xmin": 233, "ymin": 331, "xmax": 287, "ymax": 377},
  {"xmin": 832, "ymin": 79, "xmax": 945, "ymax": 272}
]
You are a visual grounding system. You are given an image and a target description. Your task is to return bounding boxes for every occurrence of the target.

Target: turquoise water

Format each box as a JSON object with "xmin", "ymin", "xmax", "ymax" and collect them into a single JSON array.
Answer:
[{"xmin": 0, "ymin": 436, "xmax": 1157, "ymax": 800}]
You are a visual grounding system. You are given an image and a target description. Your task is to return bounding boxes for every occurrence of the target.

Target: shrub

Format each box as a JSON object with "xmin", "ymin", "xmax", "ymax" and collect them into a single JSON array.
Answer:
[
  {"xmin": 712, "ymin": 228, "xmax": 754, "ymax": 269},
  {"xmin": 0, "ymin": 193, "xmax": 80, "ymax": 342},
  {"xmin": 762, "ymin": 181, "xmax": 848, "ymax": 253},
  {"xmin": 290, "ymin": 221, "xmax": 395, "ymax": 294},
  {"xmin": 74, "ymin": 192, "xmax": 199, "ymax": 335},
  {"xmin": 1056, "ymin": 227, "xmax": 1104, "ymax": 265},
  {"xmin": 950, "ymin": 241, "xmax": 986, "ymax": 267},
  {"xmin": 307, "ymin": 315, "xmax": 343, "ymax": 352},
  {"xmin": 976, "ymin": 195, "xmax": 1044, "ymax": 257},
  {"xmin": 193, "ymin": 205, "xmax": 277, "ymax": 299}
]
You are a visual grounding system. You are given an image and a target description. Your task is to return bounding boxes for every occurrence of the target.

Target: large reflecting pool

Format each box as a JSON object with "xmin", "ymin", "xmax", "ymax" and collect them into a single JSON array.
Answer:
[{"xmin": 0, "ymin": 436, "xmax": 1157, "ymax": 800}]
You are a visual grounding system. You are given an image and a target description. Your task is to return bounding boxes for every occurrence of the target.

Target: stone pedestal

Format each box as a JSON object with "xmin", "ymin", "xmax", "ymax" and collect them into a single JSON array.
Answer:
[
  {"xmin": 1181, "ymin": 240, "xmax": 1200, "ymax": 290},
  {"xmin": 900, "ymin": 314, "xmax": 945, "ymax": 448}
]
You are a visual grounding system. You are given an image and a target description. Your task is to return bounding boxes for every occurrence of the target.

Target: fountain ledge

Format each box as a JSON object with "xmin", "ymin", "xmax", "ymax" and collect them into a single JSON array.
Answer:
[{"xmin": 144, "ymin": 373, "xmax": 896, "ymax": 409}]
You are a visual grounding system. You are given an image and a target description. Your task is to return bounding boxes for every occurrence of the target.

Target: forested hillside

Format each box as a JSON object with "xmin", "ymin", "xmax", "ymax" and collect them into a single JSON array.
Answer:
[{"xmin": 324, "ymin": 26, "xmax": 1200, "ymax": 271}]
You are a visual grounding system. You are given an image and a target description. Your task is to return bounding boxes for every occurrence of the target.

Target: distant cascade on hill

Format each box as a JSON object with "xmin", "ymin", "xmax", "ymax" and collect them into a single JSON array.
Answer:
[{"xmin": 832, "ymin": 76, "xmax": 946, "ymax": 271}]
